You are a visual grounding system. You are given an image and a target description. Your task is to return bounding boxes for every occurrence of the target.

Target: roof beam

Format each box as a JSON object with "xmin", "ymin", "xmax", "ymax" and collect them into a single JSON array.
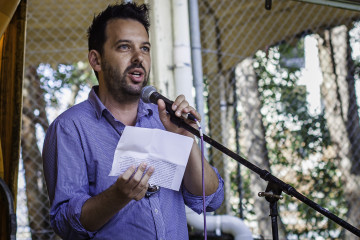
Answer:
[{"xmin": 294, "ymin": 0, "xmax": 360, "ymax": 11}]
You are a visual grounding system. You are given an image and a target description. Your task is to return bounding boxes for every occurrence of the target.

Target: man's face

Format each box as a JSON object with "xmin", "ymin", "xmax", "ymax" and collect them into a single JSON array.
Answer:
[{"xmin": 100, "ymin": 18, "xmax": 151, "ymax": 100}]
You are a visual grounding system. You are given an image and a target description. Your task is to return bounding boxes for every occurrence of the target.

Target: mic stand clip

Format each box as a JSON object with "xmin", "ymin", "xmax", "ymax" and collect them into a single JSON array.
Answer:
[{"xmin": 258, "ymin": 182, "xmax": 284, "ymax": 240}]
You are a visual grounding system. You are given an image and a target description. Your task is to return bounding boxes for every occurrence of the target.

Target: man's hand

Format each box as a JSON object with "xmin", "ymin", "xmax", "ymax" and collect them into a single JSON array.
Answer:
[
  {"xmin": 158, "ymin": 94, "xmax": 219, "ymax": 197},
  {"xmin": 157, "ymin": 95, "xmax": 201, "ymax": 137},
  {"xmin": 80, "ymin": 163, "xmax": 154, "ymax": 231},
  {"xmin": 115, "ymin": 163, "xmax": 154, "ymax": 201}
]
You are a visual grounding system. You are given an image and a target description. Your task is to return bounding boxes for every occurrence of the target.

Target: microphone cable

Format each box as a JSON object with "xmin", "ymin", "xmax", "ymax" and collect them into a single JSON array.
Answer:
[
  {"xmin": 141, "ymin": 86, "xmax": 208, "ymax": 238},
  {"xmin": 195, "ymin": 119, "xmax": 207, "ymax": 240}
]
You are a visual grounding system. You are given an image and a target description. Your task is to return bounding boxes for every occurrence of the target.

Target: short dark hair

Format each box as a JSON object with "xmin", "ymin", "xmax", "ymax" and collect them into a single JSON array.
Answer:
[{"xmin": 87, "ymin": 2, "xmax": 150, "ymax": 56}]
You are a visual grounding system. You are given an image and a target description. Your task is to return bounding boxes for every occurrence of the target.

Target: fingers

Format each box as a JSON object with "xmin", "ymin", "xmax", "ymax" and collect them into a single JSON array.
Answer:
[
  {"xmin": 120, "ymin": 165, "xmax": 137, "ymax": 181},
  {"xmin": 128, "ymin": 163, "xmax": 148, "ymax": 187},
  {"xmin": 157, "ymin": 94, "xmax": 201, "ymax": 122},
  {"xmin": 132, "ymin": 165, "xmax": 154, "ymax": 200},
  {"xmin": 133, "ymin": 167, "xmax": 154, "ymax": 200},
  {"xmin": 172, "ymin": 95, "xmax": 189, "ymax": 118},
  {"xmin": 187, "ymin": 106, "xmax": 201, "ymax": 122},
  {"xmin": 133, "ymin": 187, "xmax": 148, "ymax": 201},
  {"xmin": 116, "ymin": 163, "xmax": 155, "ymax": 201},
  {"xmin": 129, "ymin": 164, "xmax": 154, "ymax": 190},
  {"xmin": 157, "ymin": 99, "xmax": 168, "ymax": 119},
  {"xmin": 157, "ymin": 99, "xmax": 173, "ymax": 129},
  {"xmin": 173, "ymin": 95, "xmax": 201, "ymax": 122}
]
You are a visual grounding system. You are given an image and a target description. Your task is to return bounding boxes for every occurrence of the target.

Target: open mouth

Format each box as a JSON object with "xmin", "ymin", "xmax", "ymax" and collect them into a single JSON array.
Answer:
[
  {"xmin": 130, "ymin": 71, "xmax": 142, "ymax": 77},
  {"xmin": 128, "ymin": 68, "xmax": 145, "ymax": 82}
]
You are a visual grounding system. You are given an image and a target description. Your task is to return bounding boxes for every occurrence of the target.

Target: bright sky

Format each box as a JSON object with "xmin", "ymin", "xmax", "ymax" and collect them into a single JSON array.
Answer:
[
  {"xmin": 299, "ymin": 29, "xmax": 360, "ymax": 116},
  {"xmin": 298, "ymin": 35, "xmax": 323, "ymax": 115}
]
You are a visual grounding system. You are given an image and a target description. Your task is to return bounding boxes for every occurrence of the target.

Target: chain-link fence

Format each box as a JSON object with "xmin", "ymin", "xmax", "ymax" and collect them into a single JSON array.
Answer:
[
  {"xmin": 18, "ymin": 1, "xmax": 119, "ymax": 239},
  {"xmin": 17, "ymin": 0, "xmax": 360, "ymax": 239},
  {"xmin": 197, "ymin": 1, "xmax": 360, "ymax": 239}
]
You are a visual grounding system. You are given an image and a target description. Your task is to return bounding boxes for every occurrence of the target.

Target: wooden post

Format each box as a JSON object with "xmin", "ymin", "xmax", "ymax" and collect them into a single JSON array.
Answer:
[{"xmin": 0, "ymin": 0, "xmax": 27, "ymax": 238}]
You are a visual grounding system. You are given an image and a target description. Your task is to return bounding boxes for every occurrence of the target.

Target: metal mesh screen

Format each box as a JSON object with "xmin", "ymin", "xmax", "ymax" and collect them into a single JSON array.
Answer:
[
  {"xmin": 18, "ymin": 1, "xmax": 119, "ymax": 239},
  {"xmin": 197, "ymin": 0, "xmax": 360, "ymax": 239},
  {"xmin": 17, "ymin": 0, "xmax": 360, "ymax": 239}
]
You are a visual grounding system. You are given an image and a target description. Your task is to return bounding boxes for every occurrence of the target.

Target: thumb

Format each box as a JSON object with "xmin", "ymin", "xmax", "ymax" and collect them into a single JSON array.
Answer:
[{"xmin": 157, "ymin": 99, "xmax": 172, "ymax": 128}]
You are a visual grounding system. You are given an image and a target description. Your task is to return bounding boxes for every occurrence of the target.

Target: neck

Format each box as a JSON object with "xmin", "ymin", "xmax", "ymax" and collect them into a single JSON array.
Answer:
[
  {"xmin": 109, "ymin": 103, "xmax": 139, "ymax": 126},
  {"xmin": 98, "ymin": 86, "xmax": 140, "ymax": 126}
]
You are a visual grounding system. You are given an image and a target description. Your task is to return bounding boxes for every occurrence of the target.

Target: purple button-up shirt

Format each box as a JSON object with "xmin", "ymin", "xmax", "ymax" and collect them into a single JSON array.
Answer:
[{"xmin": 42, "ymin": 86, "xmax": 224, "ymax": 240}]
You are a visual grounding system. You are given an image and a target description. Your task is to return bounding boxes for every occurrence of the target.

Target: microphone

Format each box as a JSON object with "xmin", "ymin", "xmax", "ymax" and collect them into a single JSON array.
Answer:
[{"xmin": 141, "ymin": 85, "xmax": 197, "ymax": 121}]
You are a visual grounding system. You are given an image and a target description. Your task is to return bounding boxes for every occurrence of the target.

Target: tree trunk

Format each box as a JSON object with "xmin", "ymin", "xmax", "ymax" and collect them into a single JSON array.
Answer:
[
  {"xmin": 201, "ymin": 2, "xmax": 233, "ymax": 215},
  {"xmin": 21, "ymin": 65, "xmax": 56, "ymax": 239},
  {"xmin": 236, "ymin": 58, "xmax": 287, "ymax": 239},
  {"xmin": 316, "ymin": 25, "xmax": 360, "ymax": 240},
  {"xmin": 207, "ymin": 74, "xmax": 232, "ymax": 215}
]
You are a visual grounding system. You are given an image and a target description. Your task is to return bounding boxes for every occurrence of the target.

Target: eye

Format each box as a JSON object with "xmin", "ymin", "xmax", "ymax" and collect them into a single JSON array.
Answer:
[
  {"xmin": 141, "ymin": 46, "xmax": 150, "ymax": 52},
  {"xmin": 117, "ymin": 44, "xmax": 130, "ymax": 50}
]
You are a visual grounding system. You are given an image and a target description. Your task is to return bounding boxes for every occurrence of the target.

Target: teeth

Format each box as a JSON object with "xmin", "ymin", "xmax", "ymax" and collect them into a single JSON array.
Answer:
[{"xmin": 132, "ymin": 72, "xmax": 141, "ymax": 76}]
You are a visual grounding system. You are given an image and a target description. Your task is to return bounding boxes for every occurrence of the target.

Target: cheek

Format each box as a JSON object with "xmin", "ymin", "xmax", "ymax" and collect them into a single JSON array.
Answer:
[{"xmin": 145, "ymin": 58, "xmax": 151, "ymax": 72}]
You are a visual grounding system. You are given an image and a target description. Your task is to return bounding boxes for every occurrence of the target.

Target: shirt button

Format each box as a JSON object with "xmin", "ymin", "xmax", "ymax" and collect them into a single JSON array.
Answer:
[{"xmin": 154, "ymin": 208, "xmax": 158, "ymax": 214}]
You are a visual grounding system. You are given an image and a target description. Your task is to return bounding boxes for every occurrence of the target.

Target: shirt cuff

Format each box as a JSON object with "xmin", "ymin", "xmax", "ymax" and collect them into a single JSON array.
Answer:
[
  {"xmin": 66, "ymin": 195, "xmax": 97, "ymax": 237},
  {"xmin": 182, "ymin": 167, "xmax": 224, "ymax": 214}
]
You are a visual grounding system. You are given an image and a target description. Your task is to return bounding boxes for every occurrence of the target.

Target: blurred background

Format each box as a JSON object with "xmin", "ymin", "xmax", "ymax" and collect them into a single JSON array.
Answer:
[{"xmin": 1, "ymin": 0, "xmax": 360, "ymax": 239}]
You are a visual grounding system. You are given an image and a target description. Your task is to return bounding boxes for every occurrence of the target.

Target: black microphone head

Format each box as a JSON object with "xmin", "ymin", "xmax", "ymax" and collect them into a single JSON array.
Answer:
[{"xmin": 141, "ymin": 85, "xmax": 157, "ymax": 103}]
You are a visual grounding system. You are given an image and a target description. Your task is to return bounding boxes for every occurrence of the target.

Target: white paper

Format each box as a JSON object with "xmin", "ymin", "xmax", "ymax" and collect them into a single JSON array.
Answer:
[{"xmin": 109, "ymin": 126, "xmax": 194, "ymax": 191}]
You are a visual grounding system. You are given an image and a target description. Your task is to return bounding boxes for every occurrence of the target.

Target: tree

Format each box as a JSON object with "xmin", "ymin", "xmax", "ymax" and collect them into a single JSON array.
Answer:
[
  {"xmin": 316, "ymin": 24, "xmax": 360, "ymax": 240},
  {"xmin": 246, "ymin": 39, "xmax": 347, "ymax": 238},
  {"xmin": 21, "ymin": 62, "xmax": 95, "ymax": 239},
  {"xmin": 22, "ymin": 65, "xmax": 52, "ymax": 239},
  {"xmin": 236, "ymin": 58, "xmax": 280, "ymax": 239}
]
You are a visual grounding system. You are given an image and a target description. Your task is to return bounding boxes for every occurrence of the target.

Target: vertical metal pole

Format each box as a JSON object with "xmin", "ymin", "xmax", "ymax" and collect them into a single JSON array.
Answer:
[
  {"xmin": 172, "ymin": 0, "xmax": 194, "ymax": 107},
  {"xmin": 188, "ymin": 0, "xmax": 204, "ymax": 122},
  {"xmin": 188, "ymin": 0, "xmax": 207, "ymax": 157},
  {"xmin": 270, "ymin": 201, "xmax": 279, "ymax": 240}
]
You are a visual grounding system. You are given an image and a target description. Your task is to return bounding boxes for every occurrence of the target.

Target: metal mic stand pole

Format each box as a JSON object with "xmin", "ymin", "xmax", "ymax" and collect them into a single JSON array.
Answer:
[
  {"xmin": 258, "ymin": 181, "xmax": 283, "ymax": 240},
  {"xmin": 168, "ymin": 115, "xmax": 360, "ymax": 239}
]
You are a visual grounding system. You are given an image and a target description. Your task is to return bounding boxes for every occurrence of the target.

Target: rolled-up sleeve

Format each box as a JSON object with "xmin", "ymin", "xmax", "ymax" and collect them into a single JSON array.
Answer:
[
  {"xmin": 42, "ymin": 119, "xmax": 96, "ymax": 239},
  {"xmin": 182, "ymin": 167, "xmax": 224, "ymax": 214}
]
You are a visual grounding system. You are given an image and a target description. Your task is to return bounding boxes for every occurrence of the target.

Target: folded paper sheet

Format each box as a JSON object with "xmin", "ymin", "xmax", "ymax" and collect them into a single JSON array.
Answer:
[{"xmin": 109, "ymin": 126, "xmax": 194, "ymax": 191}]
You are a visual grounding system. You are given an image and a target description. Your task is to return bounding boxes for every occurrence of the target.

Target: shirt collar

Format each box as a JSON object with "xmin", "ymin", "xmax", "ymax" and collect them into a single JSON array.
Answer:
[
  {"xmin": 88, "ymin": 85, "xmax": 153, "ymax": 120},
  {"xmin": 138, "ymin": 97, "xmax": 153, "ymax": 118}
]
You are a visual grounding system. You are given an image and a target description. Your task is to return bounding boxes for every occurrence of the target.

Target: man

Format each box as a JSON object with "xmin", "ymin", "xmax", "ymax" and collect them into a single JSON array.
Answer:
[{"xmin": 42, "ymin": 2, "xmax": 224, "ymax": 239}]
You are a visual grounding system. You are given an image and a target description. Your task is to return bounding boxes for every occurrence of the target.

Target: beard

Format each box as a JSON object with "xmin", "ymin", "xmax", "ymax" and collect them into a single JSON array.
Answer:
[{"xmin": 102, "ymin": 60, "xmax": 149, "ymax": 102}]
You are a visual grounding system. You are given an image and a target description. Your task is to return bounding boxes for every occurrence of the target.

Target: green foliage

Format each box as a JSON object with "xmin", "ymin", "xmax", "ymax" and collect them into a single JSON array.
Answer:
[
  {"xmin": 230, "ymin": 166, "xmax": 255, "ymax": 217},
  {"xmin": 251, "ymin": 40, "xmax": 346, "ymax": 238},
  {"xmin": 354, "ymin": 56, "xmax": 360, "ymax": 82},
  {"xmin": 37, "ymin": 62, "xmax": 97, "ymax": 108}
]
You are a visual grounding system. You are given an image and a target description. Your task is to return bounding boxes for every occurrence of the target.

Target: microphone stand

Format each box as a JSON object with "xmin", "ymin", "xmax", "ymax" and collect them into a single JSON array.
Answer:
[{"xmin": 168, "ymin": 114, "xmax": 360, "ymax": 239}]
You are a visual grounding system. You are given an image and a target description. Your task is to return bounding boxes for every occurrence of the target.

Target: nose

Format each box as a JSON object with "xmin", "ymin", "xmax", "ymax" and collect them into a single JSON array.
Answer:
[{"xmin": 131, "ymin": 49, "xmax": 144, "ymax": 65}]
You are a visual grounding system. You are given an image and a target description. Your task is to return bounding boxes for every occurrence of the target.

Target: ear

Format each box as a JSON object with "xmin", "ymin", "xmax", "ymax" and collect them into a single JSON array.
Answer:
[{"xmin": 88, "ymin": 50, "xmax": 102, "ymax": 72}]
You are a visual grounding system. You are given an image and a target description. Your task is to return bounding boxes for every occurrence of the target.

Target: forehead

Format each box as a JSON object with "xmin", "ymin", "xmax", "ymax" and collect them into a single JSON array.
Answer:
[{"xmin": 105, "ymin": 18, "xmax": 149, "ymax": 43}]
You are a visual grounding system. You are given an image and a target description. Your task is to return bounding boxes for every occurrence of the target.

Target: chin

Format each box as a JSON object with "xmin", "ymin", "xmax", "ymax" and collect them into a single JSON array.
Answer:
[{"xmin": 123, "ymin": 86, "xmax": 142, "ymax": 96}]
